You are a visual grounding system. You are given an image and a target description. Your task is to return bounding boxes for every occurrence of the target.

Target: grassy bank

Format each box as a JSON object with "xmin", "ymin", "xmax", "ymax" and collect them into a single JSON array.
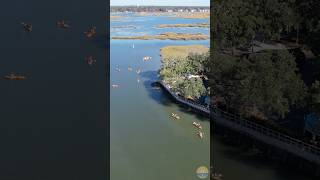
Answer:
[
  {"xmin": 112, "ymin": 32, "xmax": 209, "ymax": 40},
  {"xmin": 155, "ymin": 23, "xmax": 209, "ymax": 28}
]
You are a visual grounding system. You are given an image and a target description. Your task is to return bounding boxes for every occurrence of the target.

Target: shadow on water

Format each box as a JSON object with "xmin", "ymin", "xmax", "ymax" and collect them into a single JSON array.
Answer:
[
  {"xmin": 213, "ymin": 135, "xmax": 318, "ymax": 180},
  {"xmin": 140, "ymin": 70, "xmax": 209, "ymax": 121},
  {"xmin": 140, "ymin": 70, "xmax": 173, "ymax": 107}
]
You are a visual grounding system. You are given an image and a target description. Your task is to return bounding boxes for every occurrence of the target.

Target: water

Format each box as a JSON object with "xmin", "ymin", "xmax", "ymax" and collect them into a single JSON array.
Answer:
[
  {"xmin": 212, "ymin": 135, "xmax": 318, "ymax": 180},
  {"xmin": 0, "ymin": 1, "xmax": 108, "ymax": 179},
  {"xmin": 110, "ymin": 14, "xmax": 210, "ymax": 180},
  {"xmin": 110, "ymin": 13, "xmax": 317, "ymax": 180}
]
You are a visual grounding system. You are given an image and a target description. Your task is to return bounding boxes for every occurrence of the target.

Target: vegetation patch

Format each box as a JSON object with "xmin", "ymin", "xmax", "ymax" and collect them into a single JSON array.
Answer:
[
  {"xmin": 208, "ymin": 50, "xmax": 307, "ymax": 120},
  {"xmin": 160, "ymin": 45, "xmax": 209, "ymax": 60},
  {"xmin": 112, "ymin": 32, "xmax": 209, "ymax": 40},
  {"xmin": 159, "ymin": 45, "xmax": 209, "ymax": 99}
]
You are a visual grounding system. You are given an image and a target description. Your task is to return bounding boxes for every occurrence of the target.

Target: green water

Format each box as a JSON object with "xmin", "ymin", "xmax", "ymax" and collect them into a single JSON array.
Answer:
[
  {"xmin": 110, "ymin": 40, "xmax": 210, "ymax": 179},
  {"xmin": 110, "ymin": 14, "xmax": 210, "ymax": 179}
]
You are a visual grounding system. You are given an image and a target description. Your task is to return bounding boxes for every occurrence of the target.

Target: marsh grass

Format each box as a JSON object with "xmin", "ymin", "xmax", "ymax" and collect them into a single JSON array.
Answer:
[
  {"xmin": 112, "ymin": 32, "xmax": 209, "ymax": 40},
  {"xmin": 160, "ymin": 45, "xmax": 209, "ymax": 60}
]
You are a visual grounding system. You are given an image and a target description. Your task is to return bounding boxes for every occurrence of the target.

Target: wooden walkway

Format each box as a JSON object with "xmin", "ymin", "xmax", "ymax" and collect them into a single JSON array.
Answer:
[
  {"xmin": 157, "ymin": 80, "xmax": 320, "ymax": 165},
  {"xmin": 156, "ymin": 81, "xmax": 210, "ymax": 116},
  {"xmin": 212, "ymin": 108, "xmax": 320, "ymax": 165}
]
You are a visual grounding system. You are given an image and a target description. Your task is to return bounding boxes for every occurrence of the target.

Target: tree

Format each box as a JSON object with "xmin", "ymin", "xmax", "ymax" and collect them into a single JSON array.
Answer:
[
  {"xmin": 177, "ymin": 77, "xmax": 207, "ymax": 99},
  {"xmin": 208, "ymin": 50, "xmax": 307, "ymax": 119},
  {"xmin": 160, "ymin": 53, "xmax": 209, "ymax": 99},
  {"xmin": 212, "ymin": 0, "xmax": 293, "ymax": 53}
]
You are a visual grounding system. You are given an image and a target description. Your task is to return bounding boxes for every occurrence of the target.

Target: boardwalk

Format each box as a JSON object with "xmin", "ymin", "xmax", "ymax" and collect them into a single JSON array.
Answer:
[
  {"xmin": 157, "ymin": 80, "xmax": 320, "ymax": 165},
  {"xmin": 156, "ymin": 81, "xmax": 210, "ymax": 115},
  {"xmin": 213, "ymin": 108, "xmax": 320, "ymax": 165}
]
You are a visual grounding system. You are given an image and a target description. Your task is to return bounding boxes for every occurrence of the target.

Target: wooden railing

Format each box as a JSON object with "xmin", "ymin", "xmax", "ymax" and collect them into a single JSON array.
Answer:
[
  {"xmin": 212, "ymin": 107, "xmax": 320, "ymax": 164},
  {"xmin": 157, "ymin": 81, "xmax": 210, "ymax": 115}
]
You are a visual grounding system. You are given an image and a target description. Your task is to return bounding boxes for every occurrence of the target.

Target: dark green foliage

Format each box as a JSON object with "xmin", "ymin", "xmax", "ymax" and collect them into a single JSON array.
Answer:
[
  {"xmin": 210, "ymin": 0, "xmax": 320, "ymax": 122},
  {"xmin": 212, "ymin": 0, "xmax": 293, "ymax": 50},
  {"xmin": 208, "ymin": 50, "xmax": 307, "ymax": 119},
  {"xmin": 160, "ymin": 53, "xmax": 209, "ymax": 99},
  {"xmin": 212, "ymin": 0, "xmax": 320, "ymax": 55}
]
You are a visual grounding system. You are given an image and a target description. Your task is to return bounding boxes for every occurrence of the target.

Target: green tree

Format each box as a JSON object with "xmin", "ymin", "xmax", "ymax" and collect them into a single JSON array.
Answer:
[
  {"xmin": 177, "ymin": 77, "xmax": 207, "ymax": 99},
  {"xmin": 208, "ymin": 50, "xmax": 307, "ymax": 119},
  {"xmin": 160, "ymin": 53, "xmax": 209, "ymax": 99},
  {"xmin": 212, "ymin": 0, "xmax": 293, "ymax": 53}
]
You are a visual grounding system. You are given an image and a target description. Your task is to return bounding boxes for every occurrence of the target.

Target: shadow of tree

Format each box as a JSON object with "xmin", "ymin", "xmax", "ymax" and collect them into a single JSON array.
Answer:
[{"xmin": 140, "ymin": 70, "xmax": 209, "ymax": 122}]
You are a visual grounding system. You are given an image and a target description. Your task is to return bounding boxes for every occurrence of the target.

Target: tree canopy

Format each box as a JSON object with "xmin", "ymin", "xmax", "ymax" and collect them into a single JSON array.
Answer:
[
  {"xmin": 160, "ymin": 53, "xmax": 209, "ymax": 99},
  {"xmin": 212, "ymin": 0, "xmax": 320, "ymax": 55},
  {"xmin": 208, "ymin": 50, "xmax": 307, "ymax": 119}
]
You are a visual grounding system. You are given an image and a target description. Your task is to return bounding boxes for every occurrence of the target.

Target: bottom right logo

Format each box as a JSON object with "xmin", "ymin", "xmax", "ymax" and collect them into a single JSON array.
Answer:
[{"xmin": 196, "ymin": 166, "xmax": 209, "ymax": 179}]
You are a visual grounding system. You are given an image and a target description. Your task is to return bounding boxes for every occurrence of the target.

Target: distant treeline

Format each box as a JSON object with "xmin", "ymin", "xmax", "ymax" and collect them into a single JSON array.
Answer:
[{"xmin": 111, "ymin": 6, "xmax": 210, "ymax": 13}]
